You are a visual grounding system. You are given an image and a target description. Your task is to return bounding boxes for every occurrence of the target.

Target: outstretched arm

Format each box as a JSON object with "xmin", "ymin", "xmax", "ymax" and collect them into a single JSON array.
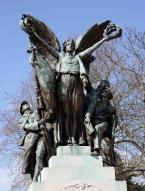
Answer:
[
  {"xmin": 79, "ymin": 36, "xmax": 107, "ymax": 59},
  {"xmin": 33, "ymin": 32, "xmax": 61, "ymax": 59}
]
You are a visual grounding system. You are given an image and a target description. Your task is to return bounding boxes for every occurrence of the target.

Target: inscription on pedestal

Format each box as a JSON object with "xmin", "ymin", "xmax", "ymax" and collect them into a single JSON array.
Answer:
[{"xmin": 59, "ymin": 181, "xmax": 103, "ymax": 191}]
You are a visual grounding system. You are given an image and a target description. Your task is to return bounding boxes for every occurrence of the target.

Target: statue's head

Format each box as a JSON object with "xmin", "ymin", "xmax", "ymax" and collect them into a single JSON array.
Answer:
[
  {"xmin": 99, "ymin": 80, "xmax": 110, "ymax": 89},
  {"xmin": 63, "ymin": 39, "xmax": 75, "ymax": 53},
  {"xmin": 97, "ymin": 80, "xmax": 113, "ymax": 100},
  {"xmin": 20, "ymin": 100, "xmax": 31, "ymax": 115}
]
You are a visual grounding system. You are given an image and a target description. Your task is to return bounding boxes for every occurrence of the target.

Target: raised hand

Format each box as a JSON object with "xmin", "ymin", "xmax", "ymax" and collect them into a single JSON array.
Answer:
[{"xmin": 103, "ymin": 23, "xmax": 122, "ymax": 41}]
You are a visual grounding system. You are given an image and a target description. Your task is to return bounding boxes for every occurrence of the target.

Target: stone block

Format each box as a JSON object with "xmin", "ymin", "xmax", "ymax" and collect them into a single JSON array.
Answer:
[
  {"xmin": 28, "ymin": 146, "xmax": 127, "ymax": 191},
  {"xmin": 115, "ymin": 181, "xmax": 127, "ymax": 191},
  {"xmin": 57, "ymin": 146, "xmax": 91, "ymax": 156},
  {"xmin": 41, "ymin": 166, "xmax": 115, "ymax": 183},
  {"xmin": 49, "ymin": 155, "xmax": 103, "ymax": 167}
]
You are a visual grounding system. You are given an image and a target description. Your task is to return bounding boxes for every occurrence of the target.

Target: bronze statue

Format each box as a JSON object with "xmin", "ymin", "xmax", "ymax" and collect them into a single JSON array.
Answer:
[
  {"xmin": 19, "ymin": 101, "xmax": 55, "ymax": 181},
  {"xmin": 19, "ymin": 14, "xmax": 122, "ymax": 147},
  {"xmin": 19, "ymin": 15, "xmax": 123, "ymax": 180},
  {"xmin": 84, "ymin": 80, "xmax": 116, "ymax": 156}
]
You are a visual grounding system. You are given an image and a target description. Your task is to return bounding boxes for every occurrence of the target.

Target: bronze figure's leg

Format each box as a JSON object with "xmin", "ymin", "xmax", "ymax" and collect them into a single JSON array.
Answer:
[
  {"xmin": 33, "ymin": 138, "xmax": 45, "ymax": 182},
  {"xmin": 94, "ymin": 122, "xmax": 108, "ymax": 154}
]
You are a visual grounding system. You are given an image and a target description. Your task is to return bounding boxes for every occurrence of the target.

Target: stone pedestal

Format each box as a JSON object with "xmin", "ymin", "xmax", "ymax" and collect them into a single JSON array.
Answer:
[{"xmin": 28, "ymin": 146, "xmax": 127, "ymax": 191}]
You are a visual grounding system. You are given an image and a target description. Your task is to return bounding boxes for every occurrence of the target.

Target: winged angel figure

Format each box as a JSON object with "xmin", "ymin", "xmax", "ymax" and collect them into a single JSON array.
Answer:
[{"xmin": 19, "ymin": 14, "xmax": 122, "ymax": 146}]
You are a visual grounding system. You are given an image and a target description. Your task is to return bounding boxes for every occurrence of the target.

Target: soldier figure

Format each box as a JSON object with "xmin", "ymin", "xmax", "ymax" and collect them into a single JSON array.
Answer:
[
  {"xmin": 19, "ymin": 101, "xmax": 50, "ymax": 181},
  {"xmin": 84, "ymin": 80, "xmax": 116, "ymax": 155}
]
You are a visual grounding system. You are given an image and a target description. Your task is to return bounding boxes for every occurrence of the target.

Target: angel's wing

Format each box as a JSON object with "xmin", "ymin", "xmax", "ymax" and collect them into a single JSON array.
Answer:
[
  {"xmin": 19, "ymin": 14, "xmax": 60, "ymax": 116},
  {"xmin": 19, "ymin": 14, "xmax": 61, "ymax": 58},
  {"xmin": 75, "ymin": 20, "xmax": 122, "ymax": 73}
]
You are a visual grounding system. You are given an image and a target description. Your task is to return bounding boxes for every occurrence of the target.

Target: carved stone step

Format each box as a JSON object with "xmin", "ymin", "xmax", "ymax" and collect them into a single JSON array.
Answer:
[
  {"xmin": 49, "ymin": 155, "xmax": 103, "ymax": 167},
  {"xmin": 40, "ymin": 166, "xmax": 115, "ymax": 182},
  {"xmin": 57, "ymin": 146, "xmax": 91, "ymax": 156},
  {"xmin": 28, "ymin": 146, "xmax": 127, "ymax": 191}
]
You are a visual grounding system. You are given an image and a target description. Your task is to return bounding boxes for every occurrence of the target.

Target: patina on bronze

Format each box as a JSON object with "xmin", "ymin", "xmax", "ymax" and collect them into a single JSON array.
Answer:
[
  {"xmin": 19, "ymin": 101, "xmax": 54, "ymax": 181},
  {"xmin": 85, "ymin": 81, "xmax": 116, "ymax": 156},
  {"xmin": 19, "ymin": 14, "xmax": 122, "ymax": 180}
]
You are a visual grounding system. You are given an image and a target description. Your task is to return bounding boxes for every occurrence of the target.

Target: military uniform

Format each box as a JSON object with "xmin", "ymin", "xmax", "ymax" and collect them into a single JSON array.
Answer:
[{"xmin": 19, "ymin": 107, "xmax": 45, "ymax": 181}]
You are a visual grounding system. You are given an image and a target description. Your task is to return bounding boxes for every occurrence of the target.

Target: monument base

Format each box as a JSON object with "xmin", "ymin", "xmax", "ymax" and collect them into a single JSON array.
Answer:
[{"xmin": 28, "ymin": 146, "xmax": 127, "ymax": 191}]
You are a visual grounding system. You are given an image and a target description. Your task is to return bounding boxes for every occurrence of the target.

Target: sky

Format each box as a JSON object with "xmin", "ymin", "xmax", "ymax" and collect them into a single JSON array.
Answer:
[{"xmin": 0, "ymin": 0, "xmax": 145, "ymax": 190}]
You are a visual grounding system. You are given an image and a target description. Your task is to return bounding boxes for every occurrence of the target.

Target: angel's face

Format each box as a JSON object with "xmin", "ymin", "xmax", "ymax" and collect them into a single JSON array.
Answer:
[{"xmin": 65, "ymin": 40, "xmax": 75, "ymax": 53}]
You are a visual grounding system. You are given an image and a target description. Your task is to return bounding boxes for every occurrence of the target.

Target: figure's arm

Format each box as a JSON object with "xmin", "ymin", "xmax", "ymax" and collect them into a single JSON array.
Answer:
[
  {"xmin": 33, "ymin": 32, "xmax": 61, "ymax": 59},
  {"xmin": 23, "ymin": 121, "xmax": 40, "ymax": 132},
  {"xmin": 24, "ymin": 120, "xmax": 46, "ymax": 132},
  {"xmin": 19, "ymin": 116, "xmax": 29, "ymax": 131},
  {"xmin": 19, "ymin": 117, "xmax": 27, "ymax": 137},
  {"xmin": 19, "ymin": 114, "xmax": 45, "ymax": 132},
  {"xmin": 84, "ymin": 91, "xmax": 97, "ymax": 135},
  {"xmin": 85, "ymin": 91, "xmax": 97, "ymax": 122},
  {"xmin": 19, "ymin": 118, "xmax": 40, "ymax": 132},
  {"xmin": 77, "ymin": 56, "xmax": 88, "ymax": 87},
  {"xmin": 85, "ymin": 90, "xmax": 97, "ymax": 118},
  {"xmin": 79, "ymin": 36, "xmax": 107, "ymax": 59}
]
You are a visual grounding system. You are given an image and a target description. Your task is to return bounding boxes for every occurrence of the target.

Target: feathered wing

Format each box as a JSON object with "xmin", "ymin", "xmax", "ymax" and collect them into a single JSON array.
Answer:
[
  {"xmin": 75, "ymin": 20, "xmax": 122, "ymax": 73},
  {"xmin": 19, "ymin": 14, "xmax": 60, "ymax": 117},
  {"xmin": 19, "ymin": 14, "xmax": 61, "ymax": 57}
]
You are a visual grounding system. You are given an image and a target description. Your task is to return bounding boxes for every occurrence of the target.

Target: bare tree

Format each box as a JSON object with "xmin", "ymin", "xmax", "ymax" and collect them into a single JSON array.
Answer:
[{"xmin": 0, "ymin": 74, "xmax": 35, "ymax": 191}]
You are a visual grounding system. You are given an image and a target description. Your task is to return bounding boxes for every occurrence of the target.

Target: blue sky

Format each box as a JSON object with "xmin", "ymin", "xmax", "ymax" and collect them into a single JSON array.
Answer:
[{"xmin": 0, "ymin": 0, "xmax": 145, "ymax": 190}]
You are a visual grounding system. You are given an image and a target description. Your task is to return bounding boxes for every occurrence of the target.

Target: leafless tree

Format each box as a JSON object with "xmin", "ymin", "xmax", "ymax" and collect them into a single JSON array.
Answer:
[{"xmin": 0, "ymin": 74, "xmax": 35, "ymax": 190}]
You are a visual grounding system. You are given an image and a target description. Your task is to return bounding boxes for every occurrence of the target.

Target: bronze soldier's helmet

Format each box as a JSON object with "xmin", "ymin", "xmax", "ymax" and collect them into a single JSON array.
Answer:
[{"xmin": 20, "ymin": 101, "xmax": 30, "ymax": 115}]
